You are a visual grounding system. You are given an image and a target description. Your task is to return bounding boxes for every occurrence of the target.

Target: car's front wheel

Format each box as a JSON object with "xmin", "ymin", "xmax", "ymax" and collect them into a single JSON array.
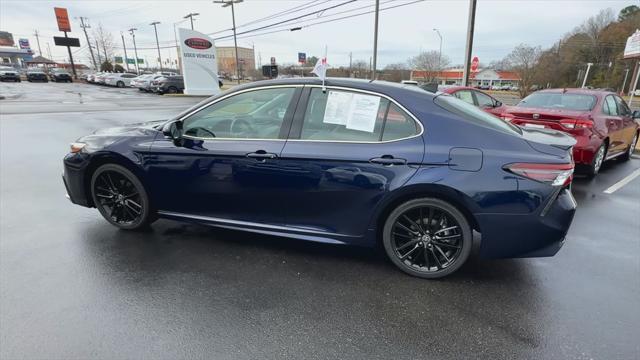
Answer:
[
  {"xmin": 382, "ymin": 198, "xmax": 472, "ymax": 279},
  {"xmin": 91, "ymin": 164, "xmax": 154, "ymax": 230}
]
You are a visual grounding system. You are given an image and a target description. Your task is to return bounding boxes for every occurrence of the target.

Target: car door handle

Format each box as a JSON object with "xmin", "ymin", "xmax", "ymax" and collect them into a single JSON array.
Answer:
[
  {"xmin": 370, "ymin": 156, "xmax": 407, "ymax": 166},
  {"xmin": 246, "ymin": 151, "xmax": 277, "ymax": 160}
]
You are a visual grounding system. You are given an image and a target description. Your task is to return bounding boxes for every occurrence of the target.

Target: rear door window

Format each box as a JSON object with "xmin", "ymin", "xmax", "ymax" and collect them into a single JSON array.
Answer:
[
  {"xmin": 604, "ymin": 96, "xmax": 619, "ymax": 116},
  {"xmin": 299, "ymin": 88, "xmax": 419, "ymax": 142}
]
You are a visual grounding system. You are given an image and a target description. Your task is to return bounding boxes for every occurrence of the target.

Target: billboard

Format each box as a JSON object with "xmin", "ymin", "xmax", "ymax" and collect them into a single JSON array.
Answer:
[
  {"xmin": 624, "ymin": 29, "xmax": 640, "ymax": 59},
  {"xmin": 0, "ymin": 31, "xmax": 14, "ymax": 46},
  {"xmin": 298, "ymin": 52, "xmax": 306, "ymax": 64},
  {"xmin": 54, "ymin": 36, "xmax": 80, "ymax": 47},
  {"xmin": 54, "ymin": 7, "xmax": 71, "ymax": 32},
  {"xmin": 18, "ymin": 38, "xmax": 31, "ymax": 49},
  {"xmin": 178, "ymin": 28, "xmax": 220, "ymax": 96}
]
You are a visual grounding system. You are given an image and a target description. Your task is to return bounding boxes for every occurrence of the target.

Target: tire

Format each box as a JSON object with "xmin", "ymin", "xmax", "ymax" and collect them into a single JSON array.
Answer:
[
  {"xmin": 620, "ymin": 132, "xmax": 638, "ymax": 162},
  {"xmin": 91, "ymin": 164, "xmax": 154, "ymax": 230},
  {"xmin": 167, "ymin": 86, "xmax": 178, "ymax": 94},
  {"xmin": 117, "ymin": 81, "xmax": 124, "ymax": 88},
  {"xmin": 586, "ymin": 142, "xmax": 607, "ymax": 178},
  {"xmin": 382, "ymin": 198, "xmax": 472, "ymax": 279}
]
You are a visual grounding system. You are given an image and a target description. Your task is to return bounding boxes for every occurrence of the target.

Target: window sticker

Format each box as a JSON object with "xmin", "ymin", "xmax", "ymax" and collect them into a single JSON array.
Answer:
[
  {"xmin": 323, "ymin": 91, "xmax": 353, "ymax": 125},
  {"xmin": 345, "ymin": 94, "xmax": 381, "ymax": 133}
]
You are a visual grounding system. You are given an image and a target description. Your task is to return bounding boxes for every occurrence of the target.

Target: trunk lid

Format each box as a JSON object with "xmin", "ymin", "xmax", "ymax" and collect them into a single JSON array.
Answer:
[{"xmin": 520, "ymin": 126, "xmax": 577, "ymax": 158}]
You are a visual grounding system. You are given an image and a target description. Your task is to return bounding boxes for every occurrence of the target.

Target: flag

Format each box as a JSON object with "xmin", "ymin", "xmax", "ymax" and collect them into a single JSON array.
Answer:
[{"xmin": 311, "ymin": 57, "xmax": 327, "ymax": 80}]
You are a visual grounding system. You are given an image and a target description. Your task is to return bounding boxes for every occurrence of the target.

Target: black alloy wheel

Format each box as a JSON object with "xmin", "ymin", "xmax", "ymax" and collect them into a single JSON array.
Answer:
[
  {"xmin": 117, "ymin": 81, "xmax": 125, "ymax": 88},
  {"xmin": 383, "ymin": 198, "xmax": 472, "ymax": 279},
  {"xmin": 91, "ymin": 164, "xmax": 153, "ymax": 230},
  {"xmin": 167, "ymin": 86, "xmax": 178, "ymax": 94}
]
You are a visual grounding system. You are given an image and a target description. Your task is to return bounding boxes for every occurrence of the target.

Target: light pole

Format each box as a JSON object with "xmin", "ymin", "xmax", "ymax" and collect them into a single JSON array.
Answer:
[
  {"xmin": 581, "ymin": 62, "xmax": 593, "ymax": 88},
  {"xmin": 183, "ymin": 13, "xmax": 199, "ymax": 30},
  {"xmin": 129, "ymin": 28, "xmax": 140, "ymax": 75},
  {"xmin": 150, "ymin": 21, "xmax": 163, "ymax": 72},
  {"xmin": 214, "ymin": 0, "xmax": 243, "ymax": 84},
  {"xmin": 372, "ymin": 0, "xmax": 379, "ymax": 80},
  {"xmin": 433, "ymin": 28, "xmax": 442, "ymax": 70},
  {"xmin": 462, "ymin": 0, "xmax": 477, "ymax": 87},
  {"xmin": 120, "ymin": 32, "xmax": 130, "ymax": 71}
]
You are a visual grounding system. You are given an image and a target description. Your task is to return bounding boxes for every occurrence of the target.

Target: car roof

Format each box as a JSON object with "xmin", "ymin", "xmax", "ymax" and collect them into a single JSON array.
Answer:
[
  {"xmin": 534, "ymin": 88, "xmax": 614, "ymax": 97},
  {"xmin": 236, "ymin": 77, "xmax": 436, "ymax": 99}
]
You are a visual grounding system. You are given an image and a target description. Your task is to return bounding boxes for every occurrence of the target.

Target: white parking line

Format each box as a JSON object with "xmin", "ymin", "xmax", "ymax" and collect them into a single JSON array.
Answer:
[{"xmin": 603, "ymin": 168, "xmax": 640, "ymax": 194}]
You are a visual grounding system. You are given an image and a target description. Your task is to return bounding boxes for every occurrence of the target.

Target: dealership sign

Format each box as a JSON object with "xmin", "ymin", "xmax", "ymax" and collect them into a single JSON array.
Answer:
[
  {"xmin": 178, "ymin": 28, "xmax": 220, "ymax": 96},
  {"xmin": 623, "ymin": 29, "xmax": 640, "ymax": 59},
  {"xmin": 54, "ymin": 7, "xmax": 71, "ymax": 32},
  {"xmin": 18, "ymin": 38, "xmax": 30, "ymax": 49}
]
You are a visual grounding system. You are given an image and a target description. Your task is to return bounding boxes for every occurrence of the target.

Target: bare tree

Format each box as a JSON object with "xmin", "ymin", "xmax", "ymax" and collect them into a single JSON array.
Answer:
[
  {"xmin": 408, "ymin": 50, "xmax": 450, "ymax": 82},
  {"xmin": 92, "ymin": 23, "xmax": 116, "ymax": 62},
  {"xmin": 488, "ymin": 58, "xmax": 512, "ymax": 71},
  {"xmin": 351, "ymin": 59, "xmax": 369, "ymax": 78},
  {"xmin": 506, "ymin": 44, "xmax": 541, "ymax": 97},
  {"xmin": 577, "ymin": 8, "xmax": 614, "ymax": 43}
]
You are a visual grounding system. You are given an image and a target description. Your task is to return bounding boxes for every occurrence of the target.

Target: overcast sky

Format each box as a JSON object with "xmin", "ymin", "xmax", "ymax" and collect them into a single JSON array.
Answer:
[{"xmin": 0, "ymin": 0, "xmax": 633, "ymax": 68}]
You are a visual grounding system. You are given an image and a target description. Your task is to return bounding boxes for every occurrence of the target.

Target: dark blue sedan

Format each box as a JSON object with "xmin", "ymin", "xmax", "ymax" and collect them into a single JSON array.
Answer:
[{"xmin": 63, "ymin": 78, "xmax": 577, "ymax": 278}]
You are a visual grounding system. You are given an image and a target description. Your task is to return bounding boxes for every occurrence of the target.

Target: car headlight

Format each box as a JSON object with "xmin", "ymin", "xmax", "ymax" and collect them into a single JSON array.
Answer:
[{"xmin": 70, "ymin": 142, "xmax": 86, "ymax": 153}]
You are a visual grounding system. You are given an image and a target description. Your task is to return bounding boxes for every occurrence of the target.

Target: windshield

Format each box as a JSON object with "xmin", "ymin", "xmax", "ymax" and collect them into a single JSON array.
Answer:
[
  {"xmin": 517, "ymin": 92, "xmax": 596, "ymax": 111},
  {"xmin": 434, "ymin": 94, "xmax": 521, "ymax": 135}
]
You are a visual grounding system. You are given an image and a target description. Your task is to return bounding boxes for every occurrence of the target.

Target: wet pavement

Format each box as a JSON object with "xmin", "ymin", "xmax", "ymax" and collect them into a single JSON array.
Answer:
[{"xmin": 1, "ymin": 82, "xmax": 639, "ymax": 359}]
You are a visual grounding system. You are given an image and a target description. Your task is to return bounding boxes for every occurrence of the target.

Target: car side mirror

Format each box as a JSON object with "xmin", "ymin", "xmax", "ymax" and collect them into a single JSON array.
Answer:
[
  {"xmin": 494, "ymin": 100, "xmax": 502, "ymax": 108},
  {"xmin": 162, "ymin": 121, "xmax": 183, "ymax": 141},
  {"xmin": 633, "ymin": 110, "xmax": 640, "ymax": 119}
]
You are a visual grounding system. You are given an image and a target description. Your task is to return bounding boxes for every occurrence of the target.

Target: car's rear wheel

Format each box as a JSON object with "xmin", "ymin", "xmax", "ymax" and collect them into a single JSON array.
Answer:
[
  {"xmin": 382, "ymin": 198, "xmax": 472, "ymax": 279},
  {"xmin": 586, "ymin": 142, "xmax": 607, "ymax": 177},
  {"xmin": 91, "ymin": 164, "xmax": 154, "ymax": 230},
  {"xmin": 117, "ymin": 81, "xmax": 124, "ymax": 88},
  {"xmin": 620, "ymin": 132, "xmax": 638, "ymax": 162},
  {"xmin": 167, "ymin": 86, "xmax": 178, "ymax": 94}
]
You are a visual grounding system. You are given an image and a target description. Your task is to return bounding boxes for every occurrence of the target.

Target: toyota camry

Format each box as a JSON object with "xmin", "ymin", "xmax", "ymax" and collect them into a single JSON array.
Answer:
[{"xmin": 63, "ymin": 78, "xmax": 577, "ymax": 278}]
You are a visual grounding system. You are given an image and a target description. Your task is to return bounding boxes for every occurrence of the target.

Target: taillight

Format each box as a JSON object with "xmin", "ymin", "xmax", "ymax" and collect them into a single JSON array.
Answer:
[
  {"xmin": 559, "ymin": 118, "xmax": 593, "ymax": 129},
  {"xmin": 504, "ymin": 162, "xmax": 574, "ymax": 187}
]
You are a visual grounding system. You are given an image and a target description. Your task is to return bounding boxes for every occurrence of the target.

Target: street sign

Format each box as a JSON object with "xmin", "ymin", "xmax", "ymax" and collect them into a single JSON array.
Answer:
[
  {"xmin": 54, "ymin": 7, "xmax": 71, "ymax": 32},
  {"xmin": 298, "ymin": 52, "xmax": 306, "ymax": 64},
  {"xmin": 262, "ymin": 65, "xmax": 278, "ymax": 78},
  {"xmin": 53, "ymin": 36, "xmax": 80, "ymax": 47},
  {"xmin": 114, "ymin": 56, "xmax": 123, "ymax": 64},
  {"xmin": 126, "ymin": 58, "xmax": 135, "ymax": 64},
  {"xmin": 270, "ymin": 57, "xmax": 276, "ymax": 65},
  {"xmin": 471, "ymin": 56, "xmax": 479, "ymax": 71}
]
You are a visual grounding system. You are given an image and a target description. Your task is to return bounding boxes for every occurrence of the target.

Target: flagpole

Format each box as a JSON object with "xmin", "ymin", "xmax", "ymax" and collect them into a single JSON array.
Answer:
[{"xmin": 322, "ymin": 45, "xmax": 327, "ymax": 92}]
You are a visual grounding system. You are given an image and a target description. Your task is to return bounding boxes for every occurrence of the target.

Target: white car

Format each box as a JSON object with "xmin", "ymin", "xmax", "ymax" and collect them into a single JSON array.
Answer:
[
  {"xmin": 131, "ymin": 74, "xmax": 163, "ymax": 92},
  {"xmin": 104, "ymin": 73, "xmax": 137, "ymax": 87}
]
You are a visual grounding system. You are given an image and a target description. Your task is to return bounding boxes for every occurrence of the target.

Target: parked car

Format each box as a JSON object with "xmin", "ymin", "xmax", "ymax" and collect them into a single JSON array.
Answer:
[
  {"xmin": 63, "ymin": 78, "xmax": 577, "ymax": 279},
  {"xmin": 477, "ymin": 84, "xmax": 490, "ymax": 90},
  {"xmin": 440, "ymin": 86, "xmax": 505, "ymax": 116},
  {"xmin": 105, "ymin": 73, "xmax": 137, "ymax": 87},
  {"xmin": 49, "ymin": 69, "xmax": 72, "ymax": 82},
  {"xmin": 86, "ymin": 73, "xmax": 98, "ymax": 83},
  {"xmin": 0, "ymin": 66, "xmax": 21, "ymax": 82},
  {"xmin": 94, "ymin": 73, "xmax": 108, "ymax": 85},
  {"xmin": 501, "ymin": 88, "xmax": 640, "ymax": 177},
  {"xmin": 131, "ymin": 74, "xmax": 163, "ymax": 92},
  {"xmin": 26, "ymin": 70, "xmax": 48, "ymax": 82},
  {"xmin": 151, "ymin": 75, "xmax": 184, "ymax": 94}
]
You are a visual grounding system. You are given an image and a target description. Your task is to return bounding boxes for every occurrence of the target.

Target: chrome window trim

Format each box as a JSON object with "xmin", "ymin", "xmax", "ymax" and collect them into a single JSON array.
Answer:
[{"xmin": 176, "ymin": 83, "xmax": 424, "ymax": 144}]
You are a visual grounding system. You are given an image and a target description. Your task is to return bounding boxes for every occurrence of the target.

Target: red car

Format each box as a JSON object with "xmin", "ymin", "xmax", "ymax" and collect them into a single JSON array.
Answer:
[
  {"xmin": 441, "ymin": 86, "xmax": 506, "ymax": 116},
  {"xmin": 500, "ymin": 89, "xmax": 639, "ymax": 176}
]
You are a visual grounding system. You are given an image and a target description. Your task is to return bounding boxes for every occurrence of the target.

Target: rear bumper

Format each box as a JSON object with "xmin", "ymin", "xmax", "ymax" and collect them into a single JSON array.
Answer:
[{"xmin": 477, "ymin": 188, "xmax": 576, "ymax": 258}]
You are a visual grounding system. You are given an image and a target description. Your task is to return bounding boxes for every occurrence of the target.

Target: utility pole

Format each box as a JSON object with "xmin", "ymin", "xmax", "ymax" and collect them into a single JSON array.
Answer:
[
  {"xmin": 95, "ymin": 39, "xmax": 102, "ymax": 66},
  {"xmin": 433, "ymin": 28, "xmax": 443, "ymax": 70},
  {"xmin": 621, "ymin": 68, "xmax": 630, "ymax": 94},
  {"xmin": 129, "ymin": 28, "xmax": 140, "ymax": 75},
  {"xmin": 581, "ymin": 62, "xmax": 593, "ymax": 88},
  {"xmin": 461, "ymin": 0, "xmax": 477, "ymax": 86},
  {"xmin": 372, "ymin": 0, "xmax": 379, "ymax": 80},
  {"xmin": 33, "ymin": 30, "xmax": 43, "ymax": 57},
  {"xmin": 46, "ymin": 42, "xmax": 53, "ymax": 60},
  {"xmin": 78, "ymin": 17, "xmax": 97, "ymax": 70},
  {"xmin": 120, "ymin": 32, "xmax": 130, "ymax": 71},
  {"xmin": 183, "ymin": 13, "xmax": 199, "ymax": 30},
  {"xmin": 215, "ymin": 0, "xmax": 243, "ymax": 84},
  {"xmin": 150, "ymin": 21, "xmax": 163, "ymax": 72},
  {"xmin": 349, "ymin": 52, "xmax": 352, "ymax": 77}
]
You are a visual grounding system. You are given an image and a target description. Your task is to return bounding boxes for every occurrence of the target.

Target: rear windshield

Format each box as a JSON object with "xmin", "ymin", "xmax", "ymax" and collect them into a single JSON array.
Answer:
[
  {"xmin": 517, "ymin": 92, "xmax": 596, "ymax": 111},
  {"xmin": 434, "ymin": 94, "xmax": 521, "ymax": 135}
]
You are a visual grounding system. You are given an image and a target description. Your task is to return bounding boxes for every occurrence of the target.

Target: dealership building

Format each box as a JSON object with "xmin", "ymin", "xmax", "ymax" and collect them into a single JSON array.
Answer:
[
  {"xmin": 216, "ymin": 46, "xmax": 255, "ymax": 77},
  {"xmin": 0, "ymin": 31, "xmax": 34, "ymax": 66},
  {"xmin": 411, "ymin": 68, "xmax": 521, "ymax": 87}
]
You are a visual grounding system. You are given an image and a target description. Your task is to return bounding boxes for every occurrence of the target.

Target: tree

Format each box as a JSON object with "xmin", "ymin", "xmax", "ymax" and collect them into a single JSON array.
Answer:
[
  {"xmin": 100, "ymin": 60, "xmax": 113, "ymax": 72},
  {"xmin": 92, "ymin": 23, "xmax": 115, "ymax": 62},
  {"xmin": 306, "ymin": 56, "xmax": 319, "ymax": 67},
  {"xmin": 114, "ymin": 64, "xmax": 125, "ymax": 73},
  {"xmin": 506, "ymin": 44, "xmax": 541, "ymax": 97},
  {"xmin": 618, "ymin": 5, "xmax": 639, "ymax": 21},
  {"xmin": 408, "ymin": 50, "xmax": 450, "ymax": 82},
  {"xmin": 350, "ymin": 59, "xmax": 369, "ymax": 78}
]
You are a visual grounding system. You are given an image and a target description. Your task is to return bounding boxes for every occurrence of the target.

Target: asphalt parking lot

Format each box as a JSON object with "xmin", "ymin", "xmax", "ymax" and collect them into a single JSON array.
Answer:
[{"xmin": 1, "ymin": 82, "xmax": 639, "ymax": 359}]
